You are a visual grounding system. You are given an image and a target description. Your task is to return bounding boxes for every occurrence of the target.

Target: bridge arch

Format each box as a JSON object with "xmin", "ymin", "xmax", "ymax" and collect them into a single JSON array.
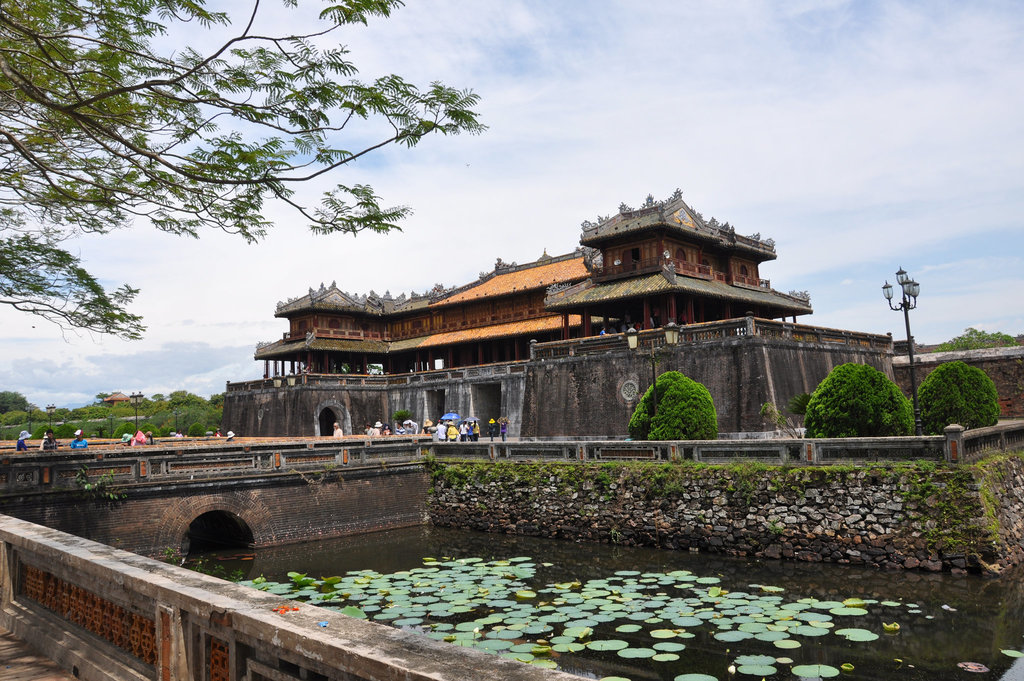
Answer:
[
  {"xmin": 315, "ymin": 399, "xmax": 350, "ymax": 436},
  {"xmin": 154, "ymin": 493, "xmax": 275, "ymax": 557}
]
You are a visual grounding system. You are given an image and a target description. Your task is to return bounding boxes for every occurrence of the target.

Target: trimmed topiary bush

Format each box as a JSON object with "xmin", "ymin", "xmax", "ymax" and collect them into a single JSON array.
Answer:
[
  {"xmin": 918, "ymin": 361, "xmax": 999, "ymax": 434},
  {"xmin": 805, "ymin": 363, "xmax": 913, "ymax": 438},
  {"xmin": 188, "ymin": 422, "xmax": 206, "ymax": 437},
  {"xmin": 113, "ymin": 421, "xmax": 135, "ymax": 438},
  {"xmin": 628, "ymin": 371, "xmax": 718, "ymax": 441}
]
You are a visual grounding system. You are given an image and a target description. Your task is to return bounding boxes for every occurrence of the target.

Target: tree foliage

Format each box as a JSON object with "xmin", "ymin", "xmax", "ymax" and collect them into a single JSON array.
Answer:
[
  {"xmin": 628, "ymin": 371, "xmax": 718, "ymax": 441},
  {"xmin": 0, "ymin": 390, "xmax": 33, "ymax": 414},
  {"xmin": 804, "ymin": 363, "xmax": 913, "ymax": 438},
  {"xmin": 936, "ymin": 327, "xmax": 1019, "ymax": 352},
  {"xmin": 918, "ymin": 361, "xmax": 1000, "ymax": 434},
  {"xmin": 0, "ymin": 0, "xmax": 483, "ymax": 336}
]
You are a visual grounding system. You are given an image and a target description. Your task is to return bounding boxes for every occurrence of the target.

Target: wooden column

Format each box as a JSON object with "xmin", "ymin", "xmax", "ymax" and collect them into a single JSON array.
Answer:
[
  {"xmin": 668, "ymin": 294, "xmax": 677, "ymax": 324},
  {"xmin": 562, "ymin": 313, "xmax": 570, "ymax": 340},
  {"xmin": 263, "ymin": 361, "xmax": 269, "ymax": 379},
  {"xmin": 643, "ymin": 298, "xmax": 651, "ymax": 329}
]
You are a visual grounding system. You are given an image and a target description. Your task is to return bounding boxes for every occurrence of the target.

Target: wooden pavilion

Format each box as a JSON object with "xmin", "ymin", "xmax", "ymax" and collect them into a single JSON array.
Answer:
[{"xmin": 253, "ymin": 191, "xmax": 812, "ymax": 378}]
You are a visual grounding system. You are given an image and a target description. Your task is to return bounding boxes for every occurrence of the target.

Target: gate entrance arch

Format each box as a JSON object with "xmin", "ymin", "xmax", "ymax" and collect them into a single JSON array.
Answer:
[{"xmin": 315, "ymin": 399, "xmax": 350, "ymax": 436}]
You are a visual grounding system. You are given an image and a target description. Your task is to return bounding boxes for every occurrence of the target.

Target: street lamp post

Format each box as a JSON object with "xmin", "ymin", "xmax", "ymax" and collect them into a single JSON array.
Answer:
[
  {"xmin": 883, "ymin": 267, "xmax": 923, "ymax": 436},
  {"xmin": 46, "ymin": 404, "xmax": 55, "ymax": 429},
  {"xmin": 130, "ymin": 392, "xmax": 144, "ymax": 431},
  {"xmin": 626, "ymin": 322, "xmax": 680, "ymax": 417}
]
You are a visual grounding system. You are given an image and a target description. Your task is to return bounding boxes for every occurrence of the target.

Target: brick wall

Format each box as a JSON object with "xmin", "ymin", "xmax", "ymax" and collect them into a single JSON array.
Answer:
[
  {"xmin": 894, "ymin": 346, "xmax": 1024, "ymax": 418},
  {"xmin": 0, "ymin": 465, "xmax": 430, "ymax": 558}
]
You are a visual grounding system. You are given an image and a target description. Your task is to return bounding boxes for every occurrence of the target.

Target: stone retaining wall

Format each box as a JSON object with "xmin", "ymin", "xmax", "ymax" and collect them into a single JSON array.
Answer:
[{"xmin": 428, "ymin": 456, "xmax": 1024, "ymax": 575}]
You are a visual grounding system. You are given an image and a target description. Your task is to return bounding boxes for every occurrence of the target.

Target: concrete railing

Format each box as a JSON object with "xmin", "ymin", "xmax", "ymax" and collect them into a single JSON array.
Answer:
[
  {"xmin": 0, "ymin": 515, "xmax": 578, "ymax": 681},
  {"xmin": 4, "ymin": 422, "xmax": 1021, "ymax": 497},
  {"xmin": 0, "ymin": 436, "xmax": 432, "ymax": 495},
  {"xmin": 226, "ymin": 361, "xmax": 530, "ymax": 393}
]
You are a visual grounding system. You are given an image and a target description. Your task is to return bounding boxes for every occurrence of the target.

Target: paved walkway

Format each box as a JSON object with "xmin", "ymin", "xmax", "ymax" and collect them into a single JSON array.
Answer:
[{"xmin": 0, "ymin": 629, "xmax": 75, "ymax": 681}]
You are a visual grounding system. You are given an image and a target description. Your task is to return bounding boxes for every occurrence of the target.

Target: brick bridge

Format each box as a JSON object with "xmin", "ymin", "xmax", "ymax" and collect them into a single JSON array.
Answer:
[{"xmin": 0, "ymin": 438, "xmax": 432, "ymax": 558}]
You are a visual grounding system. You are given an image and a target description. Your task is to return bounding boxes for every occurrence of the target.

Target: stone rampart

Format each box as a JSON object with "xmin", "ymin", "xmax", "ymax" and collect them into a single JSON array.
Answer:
[
  {"xmin": 894, "ymin": 346, "xmax": 1024, "ymax": 418},
  {"xmin": 427, "ymin": 455, "xmax": 1024, "ymax": 575},
  {"xmin": 225, "ymin": 318, "xmax": 892, "ymax": 438}
]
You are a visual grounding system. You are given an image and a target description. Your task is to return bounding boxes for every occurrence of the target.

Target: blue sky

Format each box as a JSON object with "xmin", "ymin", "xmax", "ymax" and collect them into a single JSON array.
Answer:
[{"xmin": 1, "ymin": 0, "xmax": 1022, "ymax": 409}]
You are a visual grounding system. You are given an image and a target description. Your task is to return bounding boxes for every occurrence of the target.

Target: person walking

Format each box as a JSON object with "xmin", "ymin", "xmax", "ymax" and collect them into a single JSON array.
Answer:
[
  {"xmin": 488, "ymin": 419, "xmax": 497, "ymax": 441},
  {"xmin": 16, "ymin": 430, "xmax": 30, "ymax": 451},
  {"xmin": 446, "ymin": 422, "xmax": 458, "ymax": 442},
  {"xmin": 499, "ymin": 418, "xmax": 508, "ymax": 442}
]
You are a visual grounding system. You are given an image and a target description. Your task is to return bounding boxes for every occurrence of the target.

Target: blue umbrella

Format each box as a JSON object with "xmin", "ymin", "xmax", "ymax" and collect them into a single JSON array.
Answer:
[{"xmin": 440, "ymin": 412, "xmax": 460, "ymax": 421}]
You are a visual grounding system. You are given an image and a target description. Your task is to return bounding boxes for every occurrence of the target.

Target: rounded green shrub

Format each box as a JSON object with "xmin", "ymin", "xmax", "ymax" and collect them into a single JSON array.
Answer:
[
  {"xmin": 628, "ymin": 371, "xmax": 717, "ymax": 441},
  {"xmin": 113, "ymin": 421, "xmax": 136, "ymax": 438},
  {"xmin": 804, "ymin": 363, "xmax": 913, "ymax": 438},
  {"xmin": 188, "ymin": 422, "xmax": 206, "ymax": 437},
  {"xmin": 918, "ymin": 361, "xmax": 999, "ymax": 434}
]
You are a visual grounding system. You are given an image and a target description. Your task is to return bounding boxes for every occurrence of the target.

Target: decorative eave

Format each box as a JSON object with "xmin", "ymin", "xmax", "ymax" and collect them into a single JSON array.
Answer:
[
  {"xmin": 544, "ymin": 269, "xmax": 813, "ymax": 316},
  {"xmin": 579, "ymin": 190, "xmax": 777, "ymax": 262},
  {"xmin": 274, "ymin": 282, "xmax": 431, "ymax": 318}
]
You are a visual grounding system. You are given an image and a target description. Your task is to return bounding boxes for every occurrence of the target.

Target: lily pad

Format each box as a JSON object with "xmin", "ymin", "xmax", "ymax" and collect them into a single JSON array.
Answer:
[
  {"xmin": 792, "ymin": 664, "xmax": 840, "ymax": 678},
  {"xmin": 588, "ymin": 639, "xmax": 629, "ymax": 651},
  {"xmin": 617, "ymin": 647, "xmax": 657, "ymax": 659}
]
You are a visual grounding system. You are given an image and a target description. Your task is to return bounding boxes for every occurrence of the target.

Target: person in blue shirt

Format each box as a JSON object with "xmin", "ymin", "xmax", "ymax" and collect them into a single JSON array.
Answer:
[
  {"xmin": 16, "ymin": 430, "xmax": 30, "ymax": 451},
  {"xmin": 69, "ymin": 430, "xmax": 88, "ymax": 449}
]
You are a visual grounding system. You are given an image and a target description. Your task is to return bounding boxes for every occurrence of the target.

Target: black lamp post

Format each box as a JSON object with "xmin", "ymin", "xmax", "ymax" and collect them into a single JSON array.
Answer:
[
  {"xmin": 46, "ymin": 404, "xmax": 55, "ymax": 429},
  {"xmin": 130, "ymin": 392, "xmax": 144, "ymax": 430},
  {"xmin": 626, "ymin": 322, "xmax": 680, "ymax": 417},
  {"xmin": 883, "ymin": 267, "xmax": 923, "ymax": 436}
]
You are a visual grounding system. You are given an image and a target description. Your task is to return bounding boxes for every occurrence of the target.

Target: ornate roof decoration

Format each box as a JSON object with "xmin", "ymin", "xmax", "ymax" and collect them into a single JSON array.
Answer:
[
  {"xmin": 275, "ymin": 281, "xmax": 432, "ymax": 317},
  {"xmin": 579, "ymin": 189, "xmax": 776, "ymax": 259}
]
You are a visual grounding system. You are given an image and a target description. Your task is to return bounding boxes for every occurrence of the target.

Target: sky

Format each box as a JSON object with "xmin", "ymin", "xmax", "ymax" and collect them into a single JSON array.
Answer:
[{"xmin": 2, "ymin": 0, "xmax": 1023, "ymax": 409}]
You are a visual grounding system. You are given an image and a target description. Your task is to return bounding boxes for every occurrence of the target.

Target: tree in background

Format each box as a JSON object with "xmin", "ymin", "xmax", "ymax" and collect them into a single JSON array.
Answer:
[
  {"xmin": 918, "ymin": 361, "xmax": 1000, "ymax": 434},
  {"xmin": 628, "ymin": 371, "xmax": 718, "ymax": 441},
  {"xmin": 804, "ymin": 363, "xmax": 913, "ymax": 438},
  {"xmin": 0, "ymin": 391, "xmax": 33, "ymax": 414},
  {"xmin": 936, "ymin": 328, "xmax": 1019, "ymax": 352},
  {"xmin": 0, "ymin": 0, "xmax": 483, "ymax": 337}
]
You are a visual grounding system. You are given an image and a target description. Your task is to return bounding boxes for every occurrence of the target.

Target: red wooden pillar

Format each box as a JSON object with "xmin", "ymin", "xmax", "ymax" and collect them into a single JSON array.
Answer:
[
  {"xmin": 668, "ymin": 294, "xmax": 678, "ymax": 324},
  {"xmin": 583, "ymin": 307, "xmax": 592, "ymax": 336},
  {"xmin": 263, "ymin": 360, "xmax": 269, "ymax": 379},
  {"xmin": 687, "ymin": 297, "xmax": 695, "ymax": 324},
  {"xmin": 562, "ymin": 313, "xmax": 570, "ymax": 339},
  {"xmin": 477, "ymin": 343, "xmax": 484, "ymax": 365},
  {"xmin": 642, "ymin": 298, "xmax": 651, "ymax": 329},
  {"xmin": 514, "ymin": 340, "xmax": 521, "ymax": 361}
]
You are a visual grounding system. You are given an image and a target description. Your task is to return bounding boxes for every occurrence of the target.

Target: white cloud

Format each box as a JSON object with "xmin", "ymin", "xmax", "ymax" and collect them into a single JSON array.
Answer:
[{"xmin": 2, "ymin": 0, "xmax": 1023, "ymax": 408}]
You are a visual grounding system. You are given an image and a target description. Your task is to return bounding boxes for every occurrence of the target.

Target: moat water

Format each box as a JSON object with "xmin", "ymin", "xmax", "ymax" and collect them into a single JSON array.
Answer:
[{"xmin": 197, "ymin": 526, "xmax": 1024, "ymax": 681}]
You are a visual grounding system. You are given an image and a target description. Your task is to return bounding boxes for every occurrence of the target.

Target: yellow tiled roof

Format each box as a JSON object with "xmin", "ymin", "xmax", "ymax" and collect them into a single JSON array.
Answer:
[
  {"xmin": 434, "ymin": 258, "xmax": 589, "ymax": 305},
  {"xmin": 389, "ymin": 315, "xmax": 581, "ymax": 351}
]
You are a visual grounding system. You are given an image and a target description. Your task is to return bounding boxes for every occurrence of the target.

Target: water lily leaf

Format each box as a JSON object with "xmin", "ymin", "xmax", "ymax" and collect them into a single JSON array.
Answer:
[
  {"xmin": 1001, "ymin": 650, "xmax": 1024, "ymax": 658},
  {"xmin": 791, "ymin": 664, "xmax": 840, "ymax": 678},
  {"xmin": 340, "ymin": 606, "xmax": 366, "ymax": 619},
  {"xmin": 552, "ymin": 642, "xmax": 586, "ymax": 653},
  {"xmin": 618, "ymin": 647, "xmax": 657, "ymax": 659},
  {"xmin": 713, "ymin": 630, "xmax": 752, "ymax": 642},
  {"xmin": 653, "ymin": 641, "xmax": 687, "ymax": 652},
  {"xmin": 829, "ymin": 606, "xmax": 868, "ymax": 616},
  {"xmin": 650, "ymin": 629, "xmax": 677, "ymax": 639},
  {"xmin": 737, "ymin": 664, "xmax": 776, "ymax": 676},
  {"xmin": 653, "ymin": 652, "xmax": 680, "ymax": 662},
  {"xmin": 835, "ymin": 627, "xmax": 879, "ymax": 642},
  {"xmin": 673, "ymin": 675, "xmax": 719, "ymax": 681},
  {"xmin": 734, "ymin": 654, "xmax": 776, "ymax": 666},
  {"xmin": 773, "ymin": 639, "xmax": 802, "ymax": 649},
  {"xmin": 587, "ymin": 639, "xmax": 629, "ymax": 651}
]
